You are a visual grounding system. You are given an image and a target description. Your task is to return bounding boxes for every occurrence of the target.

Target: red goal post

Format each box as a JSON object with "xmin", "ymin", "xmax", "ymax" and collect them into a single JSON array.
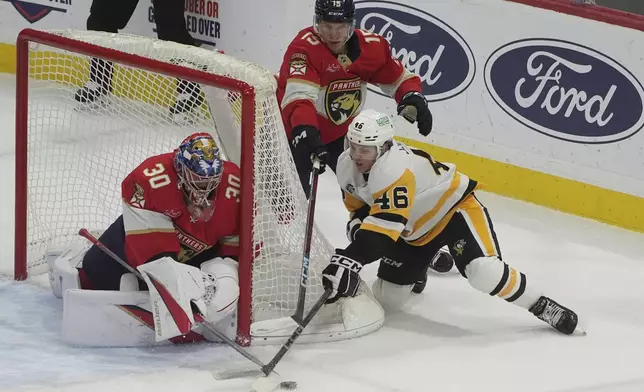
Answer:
[{"xmin": 13, "ymin": 28, "xmax": 384, "ymax": 346}]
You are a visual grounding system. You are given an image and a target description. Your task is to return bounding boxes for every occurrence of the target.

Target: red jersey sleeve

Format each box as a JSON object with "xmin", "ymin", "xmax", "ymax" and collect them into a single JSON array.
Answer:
[
  {"xmin": 121, "ymin": 156, "xmax": 181, "ymax": 268},
  {"xmin": 209, "ymin": 161, "xmax": 242, "ymax": 259},
  {"xmin": 277, "ymin": 28, "xmax": 323, "ymax": 137},
  {"xmin": 364, "ymin": 31, "xmax": 422, "ymax": 102}
]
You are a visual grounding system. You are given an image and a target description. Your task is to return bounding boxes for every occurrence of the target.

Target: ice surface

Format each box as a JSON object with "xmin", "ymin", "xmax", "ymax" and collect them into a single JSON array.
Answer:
[{"xmin": 2, "ymin": 72, "xmax": 644, "ymax": 392}]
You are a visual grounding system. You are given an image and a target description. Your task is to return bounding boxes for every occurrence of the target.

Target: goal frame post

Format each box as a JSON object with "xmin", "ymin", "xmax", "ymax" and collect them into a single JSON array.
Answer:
[{"xmin": 13, "ymin": 28, "xmax": 257, "ymax": 344}]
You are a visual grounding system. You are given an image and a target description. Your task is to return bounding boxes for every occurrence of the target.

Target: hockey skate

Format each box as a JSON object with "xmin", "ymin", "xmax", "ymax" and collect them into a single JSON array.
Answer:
[
  {"xmin": 412, "ymin": 249, "xmax": 455, "ymax": 294},
  {"xmin": 529, "ymin": 296, "xmax": 584, "ymax": 335},
  {"xmin": 74, "ymin": 80, "xmax": 110, "ymax": 105},
  {"xmin": 170, "ymin": 79, "xmax": 205, "ymax": 122},
  {"xmin": 75, "ymin": 58, "xmax": 112, "ymax": 107}
]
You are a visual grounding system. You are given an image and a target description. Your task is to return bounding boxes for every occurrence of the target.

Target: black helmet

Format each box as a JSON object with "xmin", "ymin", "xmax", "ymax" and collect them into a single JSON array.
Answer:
[{"xmin": 314, "ymin": 0, "xmax": 355, "ymax": 23}]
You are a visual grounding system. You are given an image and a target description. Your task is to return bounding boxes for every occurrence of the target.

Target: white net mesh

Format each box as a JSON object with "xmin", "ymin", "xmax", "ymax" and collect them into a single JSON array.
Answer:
[{"xmin": 19, "ymin": 29, "xmax": 382, "ymax": 340}]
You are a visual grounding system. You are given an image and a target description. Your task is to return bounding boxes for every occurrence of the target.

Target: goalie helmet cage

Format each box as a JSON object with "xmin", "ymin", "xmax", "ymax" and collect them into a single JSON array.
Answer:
[{"xmin": 14, "ymin": 29, "xmax": 384, "ymax": 346}]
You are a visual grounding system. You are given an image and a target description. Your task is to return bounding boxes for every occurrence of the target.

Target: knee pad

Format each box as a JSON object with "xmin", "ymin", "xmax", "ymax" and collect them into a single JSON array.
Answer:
[
  {"xmin": 465, "ymin": 256, "xmax": 536, "ymax": 307},
  {"xmin": 464, "ymin": 256, "xmax": 505, "ymax": 294},
  {"xmin": 372, "ymin": 278, "xmax": 414, "ymax": 313},
  {"xmin": 47, "ymin": 243, "xmax": 89, "ymax": 298},
  {"xmin": 119, "ymin": 273, "xmax": 139, "ymax": 292}
]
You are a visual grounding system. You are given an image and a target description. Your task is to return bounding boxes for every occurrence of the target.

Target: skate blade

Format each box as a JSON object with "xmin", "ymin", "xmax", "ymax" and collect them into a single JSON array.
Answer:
[{"xmin": 573, "ymin": 323, "xmax": 587, "ymax": 336}]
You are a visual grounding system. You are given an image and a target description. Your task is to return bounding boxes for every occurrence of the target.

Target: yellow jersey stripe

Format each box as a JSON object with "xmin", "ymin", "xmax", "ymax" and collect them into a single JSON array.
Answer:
[{"xmin": 410, "ymin": 172, "xmax": 460, "ymax": 236}]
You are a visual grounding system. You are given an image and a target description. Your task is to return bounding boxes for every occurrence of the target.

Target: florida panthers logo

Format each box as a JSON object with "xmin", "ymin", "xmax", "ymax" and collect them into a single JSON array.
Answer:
[
  {"xmin": 325, "ymin": 78, "xmax": 362, "ymax": 125},
  {"xmin": 129, "ymin": 183, "xmax": 146, "ymax": 209}
]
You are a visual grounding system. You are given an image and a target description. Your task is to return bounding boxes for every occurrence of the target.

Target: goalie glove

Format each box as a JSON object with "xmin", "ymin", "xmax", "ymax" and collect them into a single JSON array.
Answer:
[
  {"xmin": 322, "ymin": 252, "xmax": 363, "ymax": 304},
  {"xmin": 397, "ymin": 91, "xmax": 433, "ymax": 136}
]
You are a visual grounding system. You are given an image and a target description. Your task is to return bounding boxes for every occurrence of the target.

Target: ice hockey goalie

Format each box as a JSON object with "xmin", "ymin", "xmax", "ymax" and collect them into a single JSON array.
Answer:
[{"xmin": 46, "ymin": 132, "xmax": 243, "ymax": 347}]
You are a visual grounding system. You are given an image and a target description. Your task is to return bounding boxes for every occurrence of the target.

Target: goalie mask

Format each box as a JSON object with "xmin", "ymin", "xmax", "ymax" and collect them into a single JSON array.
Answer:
[
  {"xmin": 345, "ymin": 109, "xmax": 395, "ymax": 173},
  {"xmin": 174, "ymin": 132, "xmax": 223, "ymax": 222}
]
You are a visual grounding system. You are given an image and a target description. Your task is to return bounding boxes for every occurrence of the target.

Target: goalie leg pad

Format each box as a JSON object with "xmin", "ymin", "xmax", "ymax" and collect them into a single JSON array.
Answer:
[
  {"xmin": 47, "ymin": 242, "xmax": 90, "ymax": 298},
  {"xmin": 196, "ymin": 257, "xmax": 239, "ymax": 341},
  {"xmin": 371, "ymin": 278, "xmax": 414, "ymax": 313},
  {"xmin": 63, "ymin": 289, "xmax": 161, "ymax": 347},
  {"xmin": 465, "ymin": 256, "xmax": 540, "ymax": 309}
]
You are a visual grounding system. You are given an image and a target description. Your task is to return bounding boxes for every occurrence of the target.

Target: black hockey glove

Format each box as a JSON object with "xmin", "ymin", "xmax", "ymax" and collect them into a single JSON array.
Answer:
[
  {"xmin": 397, "ymin": 91, "xmax": 433, "ymax": 136},
  {"xmin": 291, "ymin": 125, "xmax": 329, "ymax": 174},
  {"xmin": 322, "ymin": 252, "xmax": 363, "ymax": 304}
]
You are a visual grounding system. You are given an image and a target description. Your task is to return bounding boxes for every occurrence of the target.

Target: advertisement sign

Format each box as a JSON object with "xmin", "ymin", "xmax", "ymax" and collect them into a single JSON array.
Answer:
[
  {"xmin": 3, "ymin": 0, "xmax": 72, "ymax": 24},
  {"xmin": 355, "ymin": 1, "xmax": 475, "ymax": 102},
  {"xmin": 147, "ymin": 0, "xmax": 222, "ymax": 48},
  {"xmin": 484, "ymin": 38, "xmax": 644, "ymax": 144}
]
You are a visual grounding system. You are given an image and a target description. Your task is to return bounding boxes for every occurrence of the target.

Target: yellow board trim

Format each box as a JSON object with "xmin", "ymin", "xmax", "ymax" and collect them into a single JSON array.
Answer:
[
  {"xmin": 0, "ymin": 43, "xmax": 209, "ymax": 116},
  {"xmin": 396, "ymin": 136, "xmax": 644, "ymax": 234},
  {"xmin": 0, "ymin": 43, "xmax": 16, "ymax": 74}
]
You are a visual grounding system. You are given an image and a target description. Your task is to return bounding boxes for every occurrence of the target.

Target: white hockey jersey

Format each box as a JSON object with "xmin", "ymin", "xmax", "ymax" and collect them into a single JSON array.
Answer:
[{"xmin": 336, "ymin": 141, "xmax": 479, "ymax": 246}]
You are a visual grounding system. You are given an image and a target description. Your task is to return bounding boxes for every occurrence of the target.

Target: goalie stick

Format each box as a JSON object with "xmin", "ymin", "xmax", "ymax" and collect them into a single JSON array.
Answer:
[
  {"xmin": 292, "ymin": 157, "xmax": 322, "ymax": 324},
  {"xmin": 77, "ymin": 228, "xmax": 297, "ymax": 391}
]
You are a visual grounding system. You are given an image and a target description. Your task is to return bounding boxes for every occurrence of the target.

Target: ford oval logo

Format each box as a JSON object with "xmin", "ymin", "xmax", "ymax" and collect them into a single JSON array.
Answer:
[
  {"xmin": 355, "ymin": 1, "xmax": 475, "ymax": 102},
  {"xmin": 484, "ymin": 39, "xmax": 644, "ymax": 144}
]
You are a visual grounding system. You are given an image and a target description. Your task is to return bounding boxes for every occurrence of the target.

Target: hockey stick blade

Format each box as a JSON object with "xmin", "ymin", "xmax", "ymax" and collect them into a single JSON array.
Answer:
[
  {"xmin": 184, "ymin": 362, "xmax": 265, "ymax": 380},
  {"xmin": 187, "ymin": 364, "xmax": 297, "ymax": 391}
]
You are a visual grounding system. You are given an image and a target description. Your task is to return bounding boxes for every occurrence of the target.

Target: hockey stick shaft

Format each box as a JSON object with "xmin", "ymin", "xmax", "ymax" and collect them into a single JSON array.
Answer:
[
  {"xmin": 263, "ymin": 288, "xmax": 332, "ymax": 375},
  {"xmin": 78, "ymin": 228, "xmax": 141, "ymax": 278},
  {"xmin": 77, "ymin": 228, "xmax": 268, "ymax": 372},
  {"xmin": 293, "ymin": 158, "xmax": 321, "ymax": 323}
]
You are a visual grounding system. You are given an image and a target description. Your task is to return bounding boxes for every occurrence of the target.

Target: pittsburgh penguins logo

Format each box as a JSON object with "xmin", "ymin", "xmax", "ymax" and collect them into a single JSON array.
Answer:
[{"xmin": 325, "ymin": 78, "xmax": 362, "ymax": 125}]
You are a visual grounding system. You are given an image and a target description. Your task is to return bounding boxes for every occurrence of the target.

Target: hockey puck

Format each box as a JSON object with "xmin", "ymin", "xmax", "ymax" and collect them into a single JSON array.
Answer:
[{"xmin": 280, "ymin": 381, "xmax": 297, "ymax": 390}]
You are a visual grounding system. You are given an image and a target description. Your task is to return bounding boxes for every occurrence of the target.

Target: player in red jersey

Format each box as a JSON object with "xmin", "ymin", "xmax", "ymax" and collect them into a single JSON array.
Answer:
[
  {"xmin": 276, "ymin": 0, "xmax": 451, "ymax": 286},
  {"xmin": 47, "ymin": 132, "xmax": 242, "ymax": 343},
  {"xmin": 276, "ymin": 0, "xmax": 434, "ymax": 195},
  {"xmin": 79, "ymin": 132, "xmax": 242, "ymax": 290}
]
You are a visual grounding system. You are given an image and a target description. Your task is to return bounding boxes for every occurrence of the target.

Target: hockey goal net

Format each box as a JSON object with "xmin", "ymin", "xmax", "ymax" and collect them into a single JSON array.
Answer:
[{"xmin": 14, "ymin": 29, "xmax": 383, "ymax": 345}]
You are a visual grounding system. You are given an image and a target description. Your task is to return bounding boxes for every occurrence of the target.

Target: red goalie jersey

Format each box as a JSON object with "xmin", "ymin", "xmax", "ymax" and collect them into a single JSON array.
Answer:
[
  {"xmin": 277, "ymin": 27, "xmax": 422, "ymax": 144},
  {"xmin": 121, "ymin": 153, "xmax": 241, "ymax": 268}
]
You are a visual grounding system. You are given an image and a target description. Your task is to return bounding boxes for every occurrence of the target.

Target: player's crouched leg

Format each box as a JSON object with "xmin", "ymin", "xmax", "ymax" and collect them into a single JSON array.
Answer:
[
  {"xmin": 373, "ymin": 241, "xmax": 441, "ymax": 313},
  {"xmin": 82, "ymin": 215, "xmax": 136, "ymax": 291},
  {"xmin": 372, "ymin": 277, "xmax": 414, "ymax": 313},
  {"xmin": 464, "ymin": 256, "xmax": 538, "ymax": 308}
]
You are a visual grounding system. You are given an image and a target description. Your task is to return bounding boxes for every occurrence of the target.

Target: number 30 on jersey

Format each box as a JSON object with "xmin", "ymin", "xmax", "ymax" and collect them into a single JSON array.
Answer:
[{"xmin": 142, "ymin": 163, "xmax": 241, "ymax": 202}]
